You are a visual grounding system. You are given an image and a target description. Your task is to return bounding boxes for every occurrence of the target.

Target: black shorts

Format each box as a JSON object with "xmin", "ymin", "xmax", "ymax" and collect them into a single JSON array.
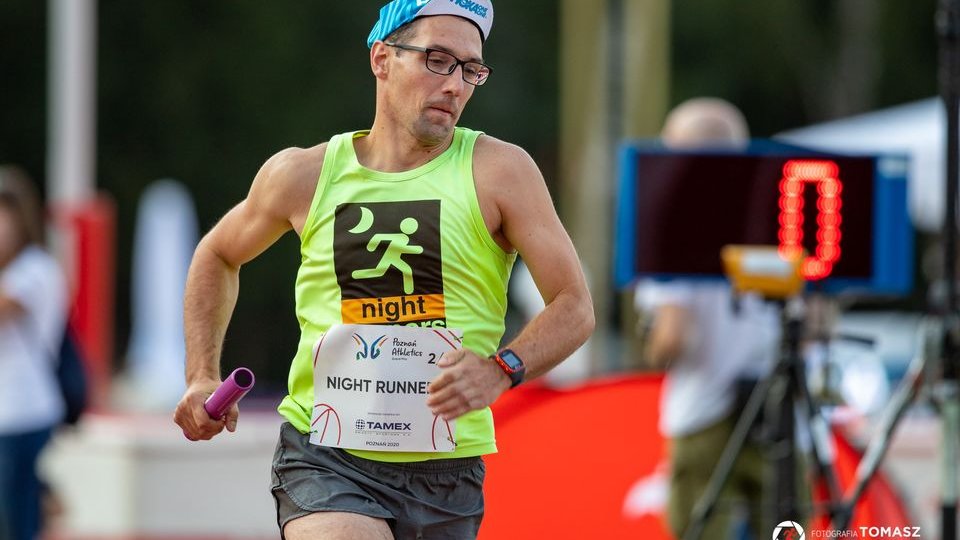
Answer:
[{"xmin": 270, "ymin": 422, "xmax": 485, "ymax": 539}]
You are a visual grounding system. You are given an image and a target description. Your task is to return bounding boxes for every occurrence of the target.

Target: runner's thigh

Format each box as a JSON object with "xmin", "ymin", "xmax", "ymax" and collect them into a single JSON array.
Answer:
[{"xmin": 284, "ymin": 511, "xmax": 394, "ymax": 540}]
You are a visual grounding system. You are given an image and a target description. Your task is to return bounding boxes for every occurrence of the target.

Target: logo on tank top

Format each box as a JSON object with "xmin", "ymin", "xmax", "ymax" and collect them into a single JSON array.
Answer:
[{"xmin": 333, "ymin": 201, "xmax": 446, "ymax": 327}]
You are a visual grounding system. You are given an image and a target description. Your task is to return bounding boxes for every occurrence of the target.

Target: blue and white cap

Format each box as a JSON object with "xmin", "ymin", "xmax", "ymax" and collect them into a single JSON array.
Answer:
[{"xmin": 367, "ymin": 0, "xmax": 494, "ymax": 48}]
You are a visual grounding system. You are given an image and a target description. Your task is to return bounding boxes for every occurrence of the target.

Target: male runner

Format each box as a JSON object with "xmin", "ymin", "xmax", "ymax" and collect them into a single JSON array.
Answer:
[{"xmin": 173, "ymin": 1, "xmax": 594, "ymax": 538}]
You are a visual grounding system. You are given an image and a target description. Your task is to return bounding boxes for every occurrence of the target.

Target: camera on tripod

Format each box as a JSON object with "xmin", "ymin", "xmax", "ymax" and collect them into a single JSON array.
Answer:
[{"xmin": 720, "ymin": 245, "xmax": 804, "ymax": 300}]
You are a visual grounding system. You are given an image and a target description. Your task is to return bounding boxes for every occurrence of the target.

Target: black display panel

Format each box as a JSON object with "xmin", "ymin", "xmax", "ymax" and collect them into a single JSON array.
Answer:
[
  {"xmin": 614, "ymin": 142, "xmax": 914, "ymax": 295},
  {"xmin": 629, "ymin": 154, "xmax": 873, "ymax": 279}
]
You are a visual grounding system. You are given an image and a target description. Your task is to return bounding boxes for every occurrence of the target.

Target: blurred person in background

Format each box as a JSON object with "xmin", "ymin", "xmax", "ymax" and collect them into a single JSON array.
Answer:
[
  {"xmin": 173, "ymin": 1, "xmax": 594, "ymax": 539},
  {"xmin": 634, "ymin": 98, "xmax": 781, "ymax": 539},
  {"xmin": 0, "ymin": 165, "xmax": 68, "ymax": 540}
]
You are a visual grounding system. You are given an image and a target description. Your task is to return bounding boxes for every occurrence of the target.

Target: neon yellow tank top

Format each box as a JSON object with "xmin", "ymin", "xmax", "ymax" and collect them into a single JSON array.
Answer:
[{"xmin": 278, "ymin": 127, "xmax": 516, "ymax": 462}]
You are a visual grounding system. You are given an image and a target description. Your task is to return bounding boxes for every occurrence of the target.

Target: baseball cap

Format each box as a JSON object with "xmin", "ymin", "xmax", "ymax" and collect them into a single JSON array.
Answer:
[{"xmin": 367, "ymin": 0, "xmax": 494, "ymax": 48}]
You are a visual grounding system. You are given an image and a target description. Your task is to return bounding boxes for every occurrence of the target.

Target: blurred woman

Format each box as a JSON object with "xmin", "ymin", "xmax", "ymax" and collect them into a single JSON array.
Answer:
[{"xmin": 0, "ymin": 165, "xmax": 68, "ymax": 540}]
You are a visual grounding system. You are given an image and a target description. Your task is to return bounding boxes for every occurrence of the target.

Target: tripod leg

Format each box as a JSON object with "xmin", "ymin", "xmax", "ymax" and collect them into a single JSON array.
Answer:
[
  {"xmin": 769, "ymin": 298, "xmax": 806, "ymax": 526},
  {"xmin": 683, "ymin": 373, "xmax": 773, "ymax": 540},
  {"xmin": 794, "ymin": 354, "xmax": 843, "ymax": 523},
  {"xmin": 833, "ymin": 319, "xmax": 933, "ymax": 530},
  {"xmin": 771, "ymin": 362, "xmax": 798, "ymax": 524}
]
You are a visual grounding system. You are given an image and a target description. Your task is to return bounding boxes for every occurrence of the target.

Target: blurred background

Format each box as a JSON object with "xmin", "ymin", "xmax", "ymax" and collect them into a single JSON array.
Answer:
[
  {"xmin": 1, "ymin": 0, "xmax": 936, "ymax": 393},
  {"xmin": 0, "ymin": 0, "xmax": 948, "ymax": 539}
]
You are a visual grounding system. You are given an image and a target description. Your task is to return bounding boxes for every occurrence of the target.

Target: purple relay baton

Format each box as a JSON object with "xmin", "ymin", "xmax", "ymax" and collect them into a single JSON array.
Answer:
[{"xmin": 204, "ymin": 367, "xmax": 255, "ymax": 419}]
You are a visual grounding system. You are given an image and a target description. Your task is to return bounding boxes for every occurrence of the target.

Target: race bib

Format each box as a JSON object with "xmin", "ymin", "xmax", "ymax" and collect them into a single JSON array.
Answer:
[{"xmin": 309, "ymin": 324, "xmax": 463, "ymax": 452}]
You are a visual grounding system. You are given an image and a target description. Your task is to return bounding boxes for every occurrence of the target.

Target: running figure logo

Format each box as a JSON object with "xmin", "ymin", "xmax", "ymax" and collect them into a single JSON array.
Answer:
[
  {"xmin": 333, "ymin": 201, "xmax": 446, "ymax": 326},
  {"xmin": 350, "ymin": 209, "xmax": 423, "ymax": 294}
]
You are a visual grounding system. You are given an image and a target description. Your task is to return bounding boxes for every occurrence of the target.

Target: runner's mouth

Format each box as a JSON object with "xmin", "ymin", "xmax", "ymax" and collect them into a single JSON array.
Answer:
[{"xmin": 427, "ymin": 106, "xmax": 455, "ymax": 117}]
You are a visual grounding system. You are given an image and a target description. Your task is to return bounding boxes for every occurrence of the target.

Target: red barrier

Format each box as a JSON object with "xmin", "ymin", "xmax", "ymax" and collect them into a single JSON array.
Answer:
[
  {"xmin": 480, "ymin": 375, "xmax": 672, "ymax": 539},
  {"xmin": 480, "ymin": 374, "xmax": 912, "ymax": 539},
  {"xmin": 50, "ymin": 195, "xmax": 116, "ymax": 410}
]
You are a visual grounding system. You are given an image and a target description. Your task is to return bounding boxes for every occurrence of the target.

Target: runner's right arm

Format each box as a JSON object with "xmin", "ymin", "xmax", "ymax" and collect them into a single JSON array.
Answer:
[{"xmin": 174, "ymin": 145, "xmax": 324, "ymax": 441}]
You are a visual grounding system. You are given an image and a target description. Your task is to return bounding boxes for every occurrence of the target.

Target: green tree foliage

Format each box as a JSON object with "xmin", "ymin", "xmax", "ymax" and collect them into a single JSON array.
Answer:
[
  {"xmin": 672, "ymin": 0, "xmax": 936, "ymax": 135},
  {"xmin": 0, "ymin": 1, "xmax": 47, "ymax": 182}
]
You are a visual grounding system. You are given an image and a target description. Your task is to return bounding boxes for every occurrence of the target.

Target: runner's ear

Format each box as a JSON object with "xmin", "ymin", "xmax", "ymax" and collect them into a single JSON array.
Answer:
[{"xmin": 371, "ymin": 41, "xmax": 391, "ymax": 79}]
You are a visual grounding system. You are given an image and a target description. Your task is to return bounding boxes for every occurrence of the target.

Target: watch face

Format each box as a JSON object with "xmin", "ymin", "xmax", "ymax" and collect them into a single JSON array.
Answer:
[{"xmin": 499, "ymin": 350, "xmax": 524, "ymax": 370}]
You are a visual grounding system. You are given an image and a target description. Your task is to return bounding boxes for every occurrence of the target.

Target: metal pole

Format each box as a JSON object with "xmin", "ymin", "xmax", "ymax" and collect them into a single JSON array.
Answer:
[
  {"xmin": 937, "ymin": 0, "xmax": 960, "ymax": 538},
  {"xmin": 48, "ymin": 0, "xmax": 97, "ymax": 205}
]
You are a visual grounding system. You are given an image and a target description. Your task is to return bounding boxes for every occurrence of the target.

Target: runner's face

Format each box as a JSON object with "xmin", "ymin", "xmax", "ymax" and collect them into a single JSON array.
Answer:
[{"xmin": 388, "ymin": 16, "xmax": 482, "ymax": 144}]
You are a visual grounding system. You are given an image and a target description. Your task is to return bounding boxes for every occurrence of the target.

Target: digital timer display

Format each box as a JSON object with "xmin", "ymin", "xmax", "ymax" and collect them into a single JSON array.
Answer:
[
  {"xmin": 777, "ymin": 160, "xmax": 843, "ymax": 280},
  {"xmin": 614, "ymin": 142, "xmax": 913, "ymax": 296}
]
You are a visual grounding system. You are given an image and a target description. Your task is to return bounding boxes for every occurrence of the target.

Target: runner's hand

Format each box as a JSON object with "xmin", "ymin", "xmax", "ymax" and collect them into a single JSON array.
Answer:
[
  {"xmin": 173, "ymin": 380, "xmax": 239, "ymax": 441},
  {"xmin": 426, "ymin": 349, "xmax": 511, "ymax": 420}
]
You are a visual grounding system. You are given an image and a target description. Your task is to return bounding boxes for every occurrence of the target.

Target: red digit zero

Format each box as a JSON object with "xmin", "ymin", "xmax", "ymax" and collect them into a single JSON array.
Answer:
[{"xmin": 778, "ymin": 160, "xmax": 843, "ymax": 280}]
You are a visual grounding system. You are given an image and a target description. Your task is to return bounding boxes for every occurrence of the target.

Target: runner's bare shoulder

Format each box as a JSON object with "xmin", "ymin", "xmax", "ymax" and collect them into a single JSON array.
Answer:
[
  {"xmin": 472, "ymin": 135, "xmax": 539, "ymax": 189},
  {"xmin": 251, "ymin": 142, "xmax": 329, "ymax": 232}
]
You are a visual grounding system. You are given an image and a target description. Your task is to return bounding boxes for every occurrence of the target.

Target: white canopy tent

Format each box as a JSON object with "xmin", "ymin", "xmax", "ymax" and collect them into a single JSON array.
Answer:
[{"xmin": 777, "ymin": 98, "xmax": 945, "ymax": 233}]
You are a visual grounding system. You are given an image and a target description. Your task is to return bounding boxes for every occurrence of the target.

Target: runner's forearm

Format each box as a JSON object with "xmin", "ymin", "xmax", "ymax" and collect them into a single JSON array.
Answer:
[
  {"xmin": 503, "ymin": 287, "xmax": 594, "ymax": 381},
  {"xmin": 183, "ymin": 241, "xmax": 240, "ymax": 386}
]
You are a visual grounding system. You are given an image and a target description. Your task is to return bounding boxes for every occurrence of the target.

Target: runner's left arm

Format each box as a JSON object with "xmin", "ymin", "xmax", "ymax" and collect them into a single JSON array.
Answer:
[
  {"xmin": 427, "ymin": 139, "xmax": 594, "ymax": 420},
  {"xmin": 483, "ymin": 141, "xmax": 595, "ymax": 380}
]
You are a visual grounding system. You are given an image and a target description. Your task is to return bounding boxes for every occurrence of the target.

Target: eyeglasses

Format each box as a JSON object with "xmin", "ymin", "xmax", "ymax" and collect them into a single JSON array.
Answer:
[{"xmin": 385, "ymin": 43, "xmax": 492, "ymax": 86}]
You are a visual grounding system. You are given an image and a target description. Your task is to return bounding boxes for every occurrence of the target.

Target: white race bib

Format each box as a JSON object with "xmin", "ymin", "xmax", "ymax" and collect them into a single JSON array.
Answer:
[{"xmin": 309, "ymin": 324, "xmax": 463, "ymax": 452}]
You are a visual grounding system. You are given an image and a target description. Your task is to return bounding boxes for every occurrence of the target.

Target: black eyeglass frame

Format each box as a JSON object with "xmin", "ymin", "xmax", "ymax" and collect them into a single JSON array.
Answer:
[{"xmin": 384, "ymin": 42, "xmax": 492, "ymax": 86}]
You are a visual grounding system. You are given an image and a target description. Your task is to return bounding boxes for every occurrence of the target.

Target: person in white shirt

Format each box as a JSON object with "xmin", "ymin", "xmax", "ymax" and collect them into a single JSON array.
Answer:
[
  {"xmin": 635, "ymin": 98, "xmax": 781, "ymax": 539},
  {"xmin": 0, "ymin": 165, "xmax": 68, "ymax": 540}
]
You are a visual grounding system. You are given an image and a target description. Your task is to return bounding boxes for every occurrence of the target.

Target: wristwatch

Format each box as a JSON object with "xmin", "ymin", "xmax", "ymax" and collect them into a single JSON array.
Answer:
[{"xmin": 491, "ymin": 349, "xmax": 526, "ymax": 388}]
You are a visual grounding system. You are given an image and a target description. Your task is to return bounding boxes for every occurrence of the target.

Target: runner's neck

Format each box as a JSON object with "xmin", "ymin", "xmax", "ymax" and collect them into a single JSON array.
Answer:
[{"xmin": 354, "ymin": 126, "xmax": 454, "ymax": 173}]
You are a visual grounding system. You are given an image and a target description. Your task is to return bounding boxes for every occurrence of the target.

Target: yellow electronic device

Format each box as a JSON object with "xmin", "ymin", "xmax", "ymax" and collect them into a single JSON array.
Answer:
[{"xmin": 721, "ymin": 245, "xmax": 805, "ymax": 299}]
